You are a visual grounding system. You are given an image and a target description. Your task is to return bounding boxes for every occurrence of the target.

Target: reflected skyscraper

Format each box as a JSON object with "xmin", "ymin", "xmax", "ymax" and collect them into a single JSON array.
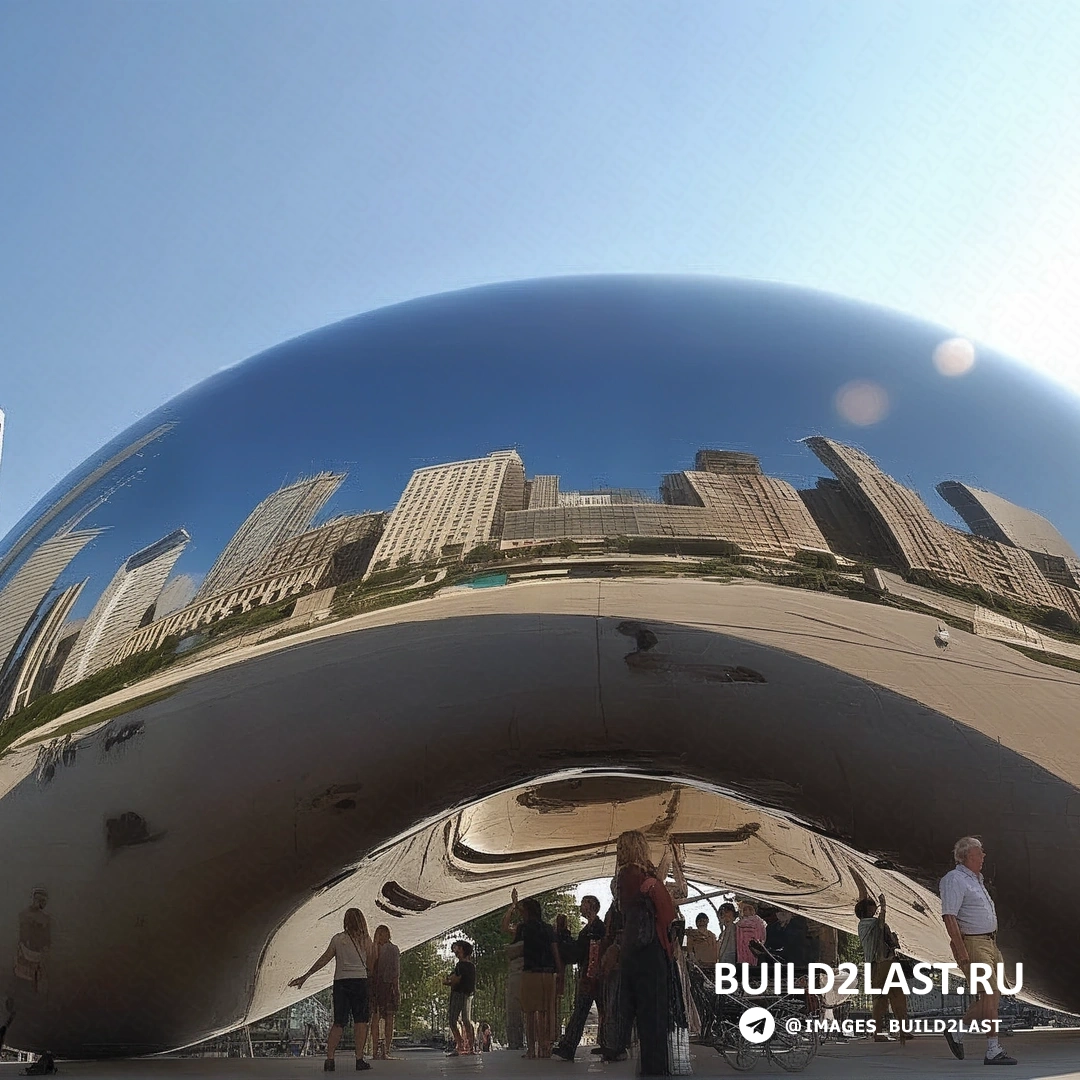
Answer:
[
  {"xmin": 0, "ymin": 423, "xmax": 172, "ymax": 584},
  {"xmin": 504, "ymin": 452, "xmax": 829, "ymax": 558},
  {"xmin": 155, "ymin": 574, "xmax": 198, "ymax": 617},
  {"xmin": 1, "ymin": 580, "xmax": 86, "ymax": 718},
  {"xmin": 938, "ymin": 480, "xmax": 1080, "ymax": 589},
  {"xmin": 803, "ymin": 436, "xmax": 1075, "ymax": 615},
  {"xmin": 0, "ymin": 525, "xmax": 104, "ymax": 677},
  {"xmin": 527, "ymin": 475, "xmax": 559, "ymax": 509},
  {"xmin": 196, "ymin": 473, "xmax": 344, "ymax": 601},
  {"xmin": 661, "ymin": 452, "xmax": 830, "ymax": 558},
  {"xmin": 367, "ymin": 450, "xmax": 525, "ymax": 573},
  {"xmin": 115, "ymin": 512, "xmax": 385, "ymax": 661},
  {"xmin": 55, "ymin": 528, "xmax": 190, "ymax": 691}
]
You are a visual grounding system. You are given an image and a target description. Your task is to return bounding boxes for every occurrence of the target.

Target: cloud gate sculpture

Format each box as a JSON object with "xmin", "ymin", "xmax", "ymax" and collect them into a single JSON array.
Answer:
[{"xmin": 1, "ymin": 275, "xmax": 1079, "ymax": 1057}]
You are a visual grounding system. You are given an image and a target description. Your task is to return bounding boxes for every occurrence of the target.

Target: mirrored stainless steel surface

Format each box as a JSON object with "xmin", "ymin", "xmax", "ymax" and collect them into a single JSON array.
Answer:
[{"xmin": 1, "ymin": 276, "xmax": 1078, "ymax": 1055}]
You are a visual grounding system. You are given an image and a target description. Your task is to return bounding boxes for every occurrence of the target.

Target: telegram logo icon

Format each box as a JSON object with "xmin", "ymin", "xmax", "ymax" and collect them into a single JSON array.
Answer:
[{"xmin": 739, "ymin": 1007, "xmax": 776, "ymax": 1044}]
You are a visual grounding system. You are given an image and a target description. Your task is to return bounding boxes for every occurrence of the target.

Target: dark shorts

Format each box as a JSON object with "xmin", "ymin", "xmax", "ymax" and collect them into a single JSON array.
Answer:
[
  {"xmin": 333, "ymin": 978, "xmax": 370, "ymax": 1026},
  {"xmin": 449, "ymin": 990, "xmax": 474, "ymax": 1026}
]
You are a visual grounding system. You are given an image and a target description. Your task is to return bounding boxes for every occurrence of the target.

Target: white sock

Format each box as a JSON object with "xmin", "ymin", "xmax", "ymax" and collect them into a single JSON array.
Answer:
[{"xmin": 987, "ymin": 1037, "xmax": 1001, "ymax": 1056}]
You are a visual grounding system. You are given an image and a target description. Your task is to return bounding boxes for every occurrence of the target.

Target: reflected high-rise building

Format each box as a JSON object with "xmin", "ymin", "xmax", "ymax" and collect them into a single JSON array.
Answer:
[
  {"xmin": 155, "ymin": 574, "xmax": 199, "ymax": 618},
  {"xmin": 693, "ymin": 448, "xmax": 760, "ymax": 476},
  {"xmin": 196, "ymin": 473, "xmax": 344, "ymax": 600},
  {"xmin": 0, "ymin": 422, "xmax": 172, "ymax": 584},
  {"xmin": 804, "ymin": 437, "xmax": 1073, "ymax": 614},
  {"xmin": 115, "ymin": 512, "xmax": 386, "ymax": 662},
  {"xmin": 503, "ymin": 451, "xmax": 830, "ymax": 558},
  {"xmin": 56, "ymin": 528, "xmax": 191, "ymax": 691},
  {"xmin": 0, "ymin": 525, "xmax": 104, "ymax": 677},
  {"xmin": 937, "ymin": 481, "xmax": 1080, "ymax": 589},
  {"xmin": 803, "ymin": 437, "xmax": 960, "ymax": 574},
  {"xmin": 241, "ymin": 512, "xmax": 385, "ymax": 585},
  {"xmin": 797, "ymin": 476, "xmax": 894, "ymax": 564},
  {"xmin": 661, "ymin": 452, "xmax": 830, "ymax": 558},
  {"xmin": 1, "ymin": 580, "xmax": 86, "ymax": 718},
  {"xmin": 367, "ymin": 450, "xmax": 526, "ymax": 573},
  {"xmin": 527, "ymin": 475, "xmax": 559, "ymax": 509}
]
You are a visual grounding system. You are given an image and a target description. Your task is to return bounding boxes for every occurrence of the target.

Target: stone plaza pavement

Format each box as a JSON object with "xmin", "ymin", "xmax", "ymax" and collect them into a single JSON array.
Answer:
[{"xmin": 5, "ymin": 1033, "xmax": 1080, "ymax": 1080}]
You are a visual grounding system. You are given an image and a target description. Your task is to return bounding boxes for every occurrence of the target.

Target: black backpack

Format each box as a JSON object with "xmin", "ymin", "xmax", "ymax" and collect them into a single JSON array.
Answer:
[{"xmin": 623, "ymin": 886, "xmax": 658, "ymax": 952}]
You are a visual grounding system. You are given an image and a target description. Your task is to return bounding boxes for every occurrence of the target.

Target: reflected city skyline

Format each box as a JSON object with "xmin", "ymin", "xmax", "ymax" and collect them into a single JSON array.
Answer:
[{"xmin": 3, "ymin": 421, "xmax": 1079, "ymax": 727}]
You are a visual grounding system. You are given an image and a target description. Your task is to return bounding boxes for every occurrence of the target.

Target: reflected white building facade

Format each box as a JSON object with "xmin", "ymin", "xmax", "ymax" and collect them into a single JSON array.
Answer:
[
  {"xmin": 2, "ymin": 580, "xmax": 86, "ymax": 718},
  {"xmin": 0, "ymin": 525, "xmax": 104, "ymax": 677},
  {"xmin": 367, "ymin": 450, "xmax": 525, "ymax": 573},
  {"xmin": 55, "ymin": 528, "xmax": 190, "ymax": 690}
]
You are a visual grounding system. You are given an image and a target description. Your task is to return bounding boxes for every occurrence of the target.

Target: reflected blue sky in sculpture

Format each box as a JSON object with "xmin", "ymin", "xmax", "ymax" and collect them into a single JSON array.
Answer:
[{"xmin": 3, "ymin": 276, "xmax": 1080, "ymax": 626}]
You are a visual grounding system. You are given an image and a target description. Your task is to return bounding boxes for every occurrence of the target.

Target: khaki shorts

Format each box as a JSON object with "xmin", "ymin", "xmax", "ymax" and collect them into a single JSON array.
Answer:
[
  {"xmin": 519, "ymin": 970, "xmax": 557, "ymax": 1014},
  {"xmin": 962, "ymin": 934, "xmax": 1003, "ymax": 992}
]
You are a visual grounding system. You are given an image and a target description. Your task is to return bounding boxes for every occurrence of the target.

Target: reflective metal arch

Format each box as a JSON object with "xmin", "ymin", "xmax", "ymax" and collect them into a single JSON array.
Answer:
[{"xmin": 1, "ymin": 275, "xmax": 1079, "ymax": 1055}]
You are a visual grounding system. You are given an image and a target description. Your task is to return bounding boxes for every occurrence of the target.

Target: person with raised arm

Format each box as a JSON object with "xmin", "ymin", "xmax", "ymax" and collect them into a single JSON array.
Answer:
[
  {"xmin": 290, "ymin": 908, "xmax": 374, "ymax": 1072},
  {"xmin": 502, "ymin": 888, "xmax": 565, "ymax": 1059},
  {"xmin": 853, "ymin": 878, "xmax": 908, "ymax": 1044}
]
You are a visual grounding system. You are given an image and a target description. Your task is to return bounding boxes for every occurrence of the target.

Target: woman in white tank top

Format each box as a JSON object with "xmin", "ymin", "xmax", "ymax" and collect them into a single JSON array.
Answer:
[{"xmin": 291, "ymin": 908, "xmax": 374, "ymax": 1071}]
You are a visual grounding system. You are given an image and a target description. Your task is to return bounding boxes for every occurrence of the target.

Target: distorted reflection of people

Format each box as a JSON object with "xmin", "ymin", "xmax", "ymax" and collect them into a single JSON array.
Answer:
[
  {"xmin": 735, "ymin": 900, "xmax": 766, "ymax": 967},
  {"xmin": 14, "ymin": 888, "xmax": 51, "ymax": 996},
  {"xmin": 445, "ymin": 939, "xmax": 477, "ymax": 1056},
  {"xmin": 855, "ymin": 890, "xmax": 908, "ymax": 1043},
  {"xmin": 685, "ymin": 912, "xmax": 719, "ymax": 971},
  {"xmin": 598, "ymin": 881, "xmax": 626, "ymax": 1060},
  {"xmin": 370, "ymin": 924, "xmax": 400, "ymax": 1059},
  {"xmin": 777, "ymin": 909, "xmax": 814, "ymax": 971},
  {"xmin": 715, "ymin": 903, "xmax": 738, "ymax": 967},
  {"xmin": 502, "ymin": 889, "xmax": 564, "ymax": 1059},
  {"xmin": 552, "ymin": 894, "xmax": 606, "ymax": 1061},
  {"xmin": 289, "ymin": 907, "xmax": 374, "ymax": 1071},
  {"xmin": 762, "ymin": 907, "xmax": 785, "ymax": 979},
  {"xmin": 606, "ymin": 830, "xmax": 677, "ymax": 1075}
]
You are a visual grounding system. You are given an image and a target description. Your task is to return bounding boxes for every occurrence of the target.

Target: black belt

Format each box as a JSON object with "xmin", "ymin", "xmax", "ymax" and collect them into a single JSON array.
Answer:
[{"xmin": 966, "ymin": 931, "xmax": 996, "ymax": 940}]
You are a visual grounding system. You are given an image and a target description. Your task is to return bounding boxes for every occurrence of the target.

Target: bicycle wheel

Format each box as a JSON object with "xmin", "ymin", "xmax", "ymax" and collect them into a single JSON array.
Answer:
[
  {"xmin": 768, "ymin": 1024, "xmax": 818, "ymax": 1072},
  {"xmin": 719, "ymin": 1031, "xmax": 762, "ymax": 1071}
]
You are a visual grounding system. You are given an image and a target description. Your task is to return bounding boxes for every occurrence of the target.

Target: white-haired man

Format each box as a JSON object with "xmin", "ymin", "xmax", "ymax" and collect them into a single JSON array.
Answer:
[{"xmin": 939, "ymin": 837, "xmax": 1015, "ymax": 1065}]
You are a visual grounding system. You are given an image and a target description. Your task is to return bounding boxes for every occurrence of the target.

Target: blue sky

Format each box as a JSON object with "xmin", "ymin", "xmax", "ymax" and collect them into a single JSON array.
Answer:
[{"xmin": 3, "ymin": 0, "xmax": 1080, "ymax": 539}]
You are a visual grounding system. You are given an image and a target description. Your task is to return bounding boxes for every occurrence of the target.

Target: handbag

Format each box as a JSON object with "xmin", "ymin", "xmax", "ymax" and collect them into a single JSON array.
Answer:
[{"xmin": 586, "ymin": 938, "xmax": 602, "ymax": 980}]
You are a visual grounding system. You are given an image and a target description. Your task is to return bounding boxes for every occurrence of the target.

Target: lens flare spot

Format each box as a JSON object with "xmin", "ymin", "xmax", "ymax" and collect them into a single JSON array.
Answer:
[
  {"xmin": 835, "ymin": 380, "xmax": 890, "ymax": 426},
  {"xmin": 933, "ymin": 337, "xmax": 976, "ymax": 377}
]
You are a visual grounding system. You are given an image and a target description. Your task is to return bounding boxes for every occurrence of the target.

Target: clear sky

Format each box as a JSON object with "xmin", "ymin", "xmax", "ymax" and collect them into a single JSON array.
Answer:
[{"xmin": 2, "ymin": 0, "xmax": 1079, "ymax": 538}]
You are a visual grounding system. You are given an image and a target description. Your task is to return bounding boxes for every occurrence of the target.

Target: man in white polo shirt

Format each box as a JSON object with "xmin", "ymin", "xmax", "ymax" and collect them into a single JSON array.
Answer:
[{"xmin": 940, "ymin": 836, "xmax": 1016, "ymax": 1066}]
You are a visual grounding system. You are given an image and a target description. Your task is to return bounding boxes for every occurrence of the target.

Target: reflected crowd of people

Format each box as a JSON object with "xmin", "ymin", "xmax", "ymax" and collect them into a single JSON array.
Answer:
[{"xmin": 289, "ymin": 830, "xmax": 851, "ymax": 1075}]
